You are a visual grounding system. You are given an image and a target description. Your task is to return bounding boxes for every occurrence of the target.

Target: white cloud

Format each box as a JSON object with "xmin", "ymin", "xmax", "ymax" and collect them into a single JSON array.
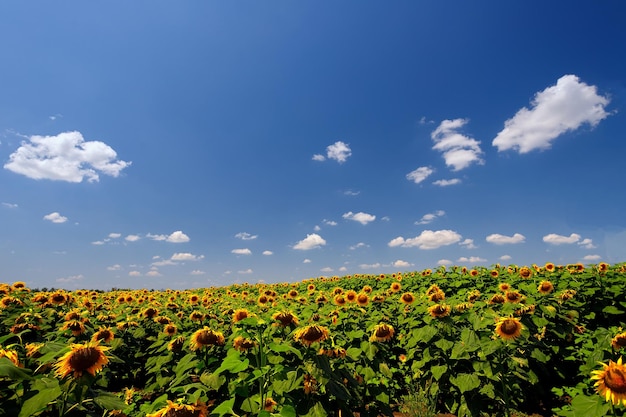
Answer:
[
  {"xmin": 543, "ymin": 233, "xmax": 581, "ymax": 245},
  {"xmin": 459, "ymin": 239, "xmax": 477, "ymax": 249},
  {"xmin": 349, "ymin": 242, "xmax": 368, "ymax": 250},
  {"xmin": 190, "ymin": 270, "xmax": 205, "ymax": 275},
  {"xmin": 312, "ymin": 154, "xmax": 326, "ymax": 162},
  {"xmin": 171, "ymin": 252, "xmax": 204, "ymax": 261},
  {"xmin": 151, "ymin": 259, "xmax": 177, "ymax": 267},
  {"xmin": 359, "ymin": 263, "xmax": 382, "ymax": 269},
  {"xmin": 388, "ymin": 229, "xmax": 462, "ymax": 250},
  {"xmin": 303, "ymin": 259, "xmax": 312, "ymax": 263},
  {"xmin": 293, "ymin": 233, "xmax": 326, "ymax": 250},
  {"xmin": 125, "ymin": 234, "xmax": 141, "ymax": 242},
  {"xmin": 313, "ymin": 141, "xmax": 352, "ymax": 163},
  {"xmin": 458, "ymin": 256, "xmax": 487, "ymax": 263},
  {"xmin": 92, "ymin": 240, "xmax": 105, "ymax": 245},
  {"xmin": 108, "ymin": 233, "xmax": 121, "ymax": 239},
  {"xmin": 2, "ymin": 202, "xmax": 18, "ymax": 208},
  {"xmin": 4, "ymin": 131, "xmax": 131, "ymax": 182},
  {"xmin": 43, "ymin": 212, "xmax": 68, "ymax": 223},
  {"xmin": 320, "ymin": 267, "xmax": 334, "ymax": 272},
  {"xmin": 313, "ymin": 225, "xmax": 321, "ymax": 231},
  {"xmin": 166, "ymin": 231, "xmax": 190, "ymax": 243},
  {"xmin": 431, "ymin": 119, "xmax": 484, "ymax": 171},
  {"xmin": 406, "ymin": 166, "xmax": 434, "ymax": 184},
  {"xmin": 231, "ymin": 248, "xmax": 252, "ymax": 255},
  {"xmin": 56, "ymin": 274, "xmax": 83, "ymax": 283},
  {"xmin": 146, "ymin": 269, "xmax": 162, "ymax": 277},
  {"xmin": 499, "ymin": 255, "xmax": 512, "ymax": 261},
  {"xmin": 578, "ymin": 238, "xmax": 596, "ymax": 249},
  {"xmin": 342, "ymin": 211, "xmax": 376, "ymax": 225},
  {"xmin": 129, "ymin": 271, "xmax": 142, "ymax": 277},
  {"xmin": 338, "ymin": 266, "xmax": 348, "ymax": 272},
  {"xmin": 238, "ymin": 269, "xmax": 253, "ymax": 274},
  {"xmin": 433, "ymin": 178, "xmax": 461, "ymax": 187},
  {"xmin": 262, "ymin": 250, "xmax": 273, "ymax": 256},
  {"xmin": 415, "ymin": 210, "xmax": 445, "ymax": 225},
  {"xmin": 493, "ymin": 75, "xmax": 611, "ymax": 153},
  {"xmin": 107, "ymin": 264, "xmax": 122, "ymax": 271},
  {"xmin": 323, "ymin": 219, "xmax": 338, "ymax": 226},
  {"xmin": 583, "ymin": 254, "xmax": 602, "ymax": 261},
  {"xmin": 344, "ymin": 190, "xmax": 360, "ymax": 196},
  {"xmin": 485, "ymin": 233, "xmax": 526, "ymax": 245},
  {"xmin": 235, "ymin": 232, "xmax": 258, "ymax": 240},
  {"xmin": 437, "ymin": 259, "xmax": 453, "ymax": 266},
  {"xmin": 392, "ymin": 260, "xmax": 411, "ymax": 268}
]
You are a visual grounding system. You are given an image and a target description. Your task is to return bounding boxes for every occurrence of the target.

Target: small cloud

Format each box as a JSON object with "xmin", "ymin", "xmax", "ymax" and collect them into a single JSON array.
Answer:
[
  {"xmin": 349, "ymin": 242, "xmax": 368, "ymax": 250},
  {"xmin": 493, "ymin": 75, "xmax": 612, "ymax": 153},
  {"xmin": 2, "ymin": 202, "xmax": 18, "ymax": 208},
  {"xmin": 166, "ymin": 231, "xmax": 190, "ymax": 243},
  {"xmin": 151, "ymin": 259, "xmax": 177, "ymax": 267},
  {"xmin": 320, "ymin": 267, "xmax": 334, "ymax": 272},
  {"xmin": 485, "ymin": 233, "xmax": 526, "ymax": 245},
  {"xmin": 459, "ymin": 239, "xmax": 477, "ymax": 249},
  {"xmin": 235, "ymin": 232, "xmax": 258, "ymax": 240},
  {"xmin": 437, "ymin": 259, "xmax": 453, "ymax": 266},
  {"xmin": 499, "ymin": 255, "xmax": 512, "ymax": 261},
  {"xmin": 146, "ymin": 269, "xmax": 162, "ymax": 277},
  {"xmin": 313, "ymin": 225, "xmax": 321, "ymax": 231},
  {"xmin": 313, "ymin": 141, "xmax": 352, "ymax": 163},
  {"xmin": 542, "ymin": 233, "xmax": 581, "ymax": 245},
  {"xmin": 578, "ymin": 238, "xmax": 596, "ymax": 249},
  {"xmin": 343, "ymin": 190, "xmax": 360, "ymax": 196},
  {"xmin": 303, "ymin": 259, "xmax": 312, "ymax": 263},
  {"xmin": 312, "ymin": 154, "xmax": 326, "ymax": 162},
  {"xmin": 107, "ymin": 264, "xmax": 122, "ymax": 271},
  {"xmin": 125, "ymin": 234, "xmax": 141, "ymax": 242},
  {"xmin": 342, "ymin": 211, "xmax": 376, "ymax": 225},
  {"xmin": 392, "ymin": 260, "xmax": 411, "ymax": 268},
  {"xmin": 238, "ymin": 269, "xmax": 253, "ymax": 274},
  {"xmin": 419, "ymin": 116, "xmax": 434, "ymax": 125},
  {"xmin": 231, "ymin": 248, "xmax": 252, "ymax": 255},
  {"xmin": 171, "ymin": 252, "xmax": 204, "ymax": 261},
  {"xmin": 108, "ymin": 233, "xmax": 121, "ymax": 239},
  {"xmin": 380, "ymin": 216, "xmax": 390, "ymax": 222},
  {"xmin": 388, "ymin": 229, "xmax": 462, "ymax": 250},
  {"xmin": 433, "ymin": 178, "xmax": 461, "ymax": 187},
  {"xmin": 262, "ymin": 250, "xmax": 273, "ymax": 256},
  {"xmin": 582, "ymin": 254, "xmax": 602, "ymax": 261},
  {"xmin": 92, "ymin": 240, "xmax": 106, "ymax": 245},
  {"xmin": 293, "ymin": 233, "xmax": 327, "ymax": 250},
  {"xmin": 49, "ymin": 113, "xmax": 63, "ymax": 120},
  {"xmin": 359, "ymin": 263, "xmax": 382, "ymax": 269},
  {"xmin": 190, "ymin": 270, "xmax": 205, "ymax": 275},
  {"xmin": 458, "ymin": 256, "xmax": 487, "ymax": 263},
  {"xmin": 43, "ymin": 212, "xmax": 68, "ymax": 223},
  {"xmin": 415, "ymin": 210, "xmax": 445, "ymax": 225},
  {"xmin": 56, "ymin": 274, "xmax": 83, "ymax": 283},
  {"xmin": 4, "ymin": 131, "xmax": 131, "ymax": 182},
  {"xmin": 338, "ymin": 266, "xmax": 348, "ymax": 272},
  {"xmin": 406, "ymin": 166, "xmax": 434, "ymax": 184},
  {"xmin": 431, "ymin": 119, "xmax": 484, "ymax": 171},
  {"xmin": 323, "ymin": 219, "xmax": 338, "ymax": 226},
  {"xmin": 128, "ymin": 271, "xmax": 142, "ymax": 277}
]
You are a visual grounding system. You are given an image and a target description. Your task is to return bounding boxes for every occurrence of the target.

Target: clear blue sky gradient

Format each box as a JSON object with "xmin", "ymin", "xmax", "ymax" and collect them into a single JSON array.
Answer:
[{"xmin": 1, "ymin": 2, "xmax": 625, "ymax": 289}]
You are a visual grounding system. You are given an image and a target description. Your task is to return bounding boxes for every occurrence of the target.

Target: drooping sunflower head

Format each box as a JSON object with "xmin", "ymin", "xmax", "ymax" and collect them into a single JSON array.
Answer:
[
  {"xmin": 54, "ymin": 341, "xmax": 110, "ymax": 379},
  {"xmin": 294, "ymin": 325, "xmax": 330, "ymax": 347},
  {"xmin": 428, "ymin": 290, "xmax": 445, "ymax": 303},
  {"xmin": 356, "ymin": 293, "xmax": 369, "ymax": 306},
  {"xmin": 232, "ymin": 308, "xmax": 253, "ymax": 323},
  {"xmin": 400, "ymin": 292, "xmax": 415, "ymax": 305},
  {"xmin": 428, "ymin": 304, "xmax": 451, "ymax": 318},
  {"xmin": 370, "ymin": 323, "xmax": 395, "ymax": 342},
  {"xmin": 591, "ymin": 356, "xmax": 626, "ymax": 406},
  {"xmin": 190, "ymin": 327, "xmax": 225, "ymax": 350},
  {"xmin": 141, "ymin": 307, "xmax": 159, "ymax": 319},
  {"xmin": 167, "ymin": 336, "xmax": 186, "ymax": 352},
  {"xmin": 92, "ymin": 327, "xmax": 115, "ymax": 343},
  {"xmin": 62, "ymin": 319, "xmax": 86, "ymax": 336},
  {"xmin": 495, "ymin": 317, "xmax": 523, "ymax": 341},
  {"xmin": 0, "ymin": 347, "xmax": 20, "ymax": 366},
  {"xmin": 189, "ymin": 311, "xmax": 205, "ymax": 321},
  {"xmin": 611, "ymin": 332, "xmax": 626, "ymax": 351},
  {"xmin": 505, "ymin": 290, "xmax": 523, "ymax": 303},
  {"xmin": 538, "ymin": 281, "xmax": 554, "ymax": 294},
  {"xmin": 164, "ymin": 324, "xmax": 178, "ymax": 336},
  {"xmin": 146, "ymin": 400, "xmax": 208, "ymax": 417},
  {"xmin": 233, "ymin": 336, "xmax": 257, "ymax": 352},
  {"xmin": 272, "ymin": 311, "xmax": 299, "ymax": 327}
]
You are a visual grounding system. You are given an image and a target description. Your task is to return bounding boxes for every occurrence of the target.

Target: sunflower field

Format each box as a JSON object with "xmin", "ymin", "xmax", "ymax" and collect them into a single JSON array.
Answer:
[{"xmin": 1, "ymin": 262, "xmax": 626, "ymax": 417}]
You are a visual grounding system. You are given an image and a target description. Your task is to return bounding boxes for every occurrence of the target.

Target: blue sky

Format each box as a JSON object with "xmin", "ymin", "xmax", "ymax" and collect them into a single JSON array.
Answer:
[{"xmin": 2, "ymin": 2, "xmax": 626, "ymax": 290}]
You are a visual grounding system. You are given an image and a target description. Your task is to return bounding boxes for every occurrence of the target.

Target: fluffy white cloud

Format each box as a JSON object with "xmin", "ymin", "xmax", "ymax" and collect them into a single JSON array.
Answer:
[
  {"xmin": 485, "ymin": 233, "xmax": 526, "ymax": 245},
  {"xmin": 578, "ymin": 238, "xmax": 596, "ymax": 249},
  {"xmin": 2, "ymin": 202, "xmax": 18, "ymax": 208},
  {"xmin": 359, "ymin": 263, "xmax": 382, "ymax": 269},
  {"xmin": 493, "ymin": 75, "xmax": 611, "ymax": 153},
  {"xmin": 151, "ymin": 259, "xmax": 177, "ymax": 267},
  {"xmin": 392, "ymin": 260, "xmax": 411, "ymax": 268},
  {"xmin": 125, "ymin": 234, "xmax": 141, "ymax": 242},
  {"xmin": 235, "ymin": 232, "xmax": 258, "ymax": 240},
  {"xmin": 43, "ymin": 212, "xmax": 68, "ymax": 223},
  {"xmin": 433, "ymin": 178, "xmax": 461, "ymax": 187},
  {"xmin": 107, "ymin": 264, "xmax": 122, "ymax": 271},
  {"xmin": 129, "ymin": 271, "xmax": 142, "ymax": 277},
  {"xmin": 293, "ymin": 233, "xmax": 326, "ymax": 250},
  {"xmin": 459, "ymin": 238, "xmax": 477, "ymax": 249},
  {"xmin": 415, "ymin": 210, "xmax": 445, "ymax": 225},
  {"xmin": 431, "ymin": 119, "xmax": 484, "ymax": 171},
  {"xmin": 583, "ymin": 254, "xmax": 602, "ymax": 261},
  {"xmin": 313, "ymin": 141, "xmax": 352, "ymax": 163},
  {"xmin": 4, "ymin": 131, "xmax": 131, "ymax": 182},
  {"xmin": 406, "ymin": 166, "xmax": 434, "ymax": 184},
  {"xmin": 166, "ymin": 231, "xmax": 190, "ymax": 243},
  {"xmin": 262, "ymin": 250, "xmax": 273, "ymax": 256},
  {"xmin": 303, "ymin": 259, "xmax": 312, "ymax": 263},
  {"xmin": 320, "ymin": 267, "xmax": 334, "ymax": 272},
  {"xmin": 543, "ymin": 233, "xmax": 581, "ymax": 245},
  {"xmin": 343, "ymin": 211, "xmax": 376, "ymax": 225},
  {"xmin": 146, "ymin": 269, "xmax": 162, "ymax": 277},
  {"xmin": 323, "ymin": 219, "xmax": 338, "ymax": 226},
  {"xmin": 458, "ymin": 256, "xmax": 487, "ymax": 263},
  {"xmin": 231, "ymin": 248, "xmax": 252, "ymax": 255},
  {"xmin": 108, "ymin": 233, "xmax": 121, "ymax": 239},
  {"xmin": 349, "ymin": 242, "xmax": 368, "ymax": 250},
  {"xmin": 388, "ymin": 229, "xmax": 462, "ymax": 250},
  {"xmin": 499, "ymin": 255, "xmax": 512, "ymax": 261},
  {"xmin": 171, "ymin": 252, "xmax": 204, "ymax": 261},
  {"xmin": 437, "ymin": 259, "xmax": 453, "ymax": 266}
]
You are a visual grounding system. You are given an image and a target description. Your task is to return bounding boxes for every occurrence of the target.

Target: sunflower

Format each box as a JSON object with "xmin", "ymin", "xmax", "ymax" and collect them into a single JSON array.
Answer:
[
  {"xmin": 0, "ymin": 296, "xmax": 23, "ymax": 309},
  {"xmin": 372, "ymin": 294, "xmax": 386, "ymax": 303},
  {"xmin": 257, "ymin": 295, "xmax": 269, "ymax": 305},
  {"xmin": 356, "ymin": 293, "xmax": 369, "ymax": 306},
  {"xmin": 49, "ymin": 291, "xmax": 68, "ymax": 305},
  {"xmin": 272, "ymin": 311, "xmax": 299, "ymax": 327},
  {"xmin": 232, "ymin": 308, "xmax": 253, "ymax": 323},
  {"xmin": 288, "ymin": 289, "xmax": 298, "ymax": 298},
  {"xmin": 146, "ymin": 400, "xmax": 208, "ymax": 417},
  {"xmin": 92, "ymin": 327, "xmax": 115, "ymax": 343},
  {"xmin": 519, "ymin": 266, "xmax": 533, "ymax": 279},
  {"xmin": 538, "ymin": 281, "xmax": 554, "ymax": 294},
  {"xmin": 428, "ymin": 290, "xmax": 445, "ymax": 302},
  {"xmin": 315, "ymin": 293, "xmax": 328, "ymax": 304},
  {"xmin": 598, "ymin": 262, "xmax": 610, "ymax": 273},
  {"xmin": 370, "ymin": 323, "xmax": 395, "ymax": 342},
  {"xmin": 190, "ymin": 327, "xmax": 225, "ymax": 350},
  {"xmin": 164, "ymin": 324, "xmax": 178, "ymax": 336},
  {"xmin": 304, "ymin": 374, "xmax": 318, "ymax": 395},
  {"xmin": 345, "ymin": 290, "xmax": 357, "ymax": 303},
  {"xmin": 389, "ymin": 282, "xmax": 402, "ymax": 293},
  {"xmin": 25, "ymin": 342, "xmax": 44, "ymax": 359},
  {"xmin": 141, "ymin": 307, "xmax": 159, "ymax": 319},
  {"xmin": 62, "ymin": 319, "xmax": 86, "ymax": 336},
  {"xmin": 294, "ymin": 325, "xmax": 330, "ymax": 347},
  {"xmin": 467, "ymin": 290, "xmax": 481, "ymax": 303},
  {"xmin": 0, "ymin": 347, "xmax": 20, "ymax": 366},
  {"xmin": 495, "ymin": 317, "xmax": 523, "ymax": 341},
  {"xmin": 559, "ymin": 289, "xmax": 577, "ymax": 301},
  {"xmin": 333, "ymin": 294, "xmax": 346, "ymax": 306},
  {"xmin": 544, "ymin": 262, "xmax": 556, "ymax": 272},
  {"xmin": 469, "ymin": 269, "xmax": 479, "ymax": 277},
  {"xmin": 455, "ymin": 302, "xmax": 473, "ymax": 312},
  {"xmin": 428, "ymin": 304, "xmax": 451, "ymax": 318},
  {"xmin": 54, "ymin": 341, "xmax": 110, "ymax": 378},
  {"xmin": 498, "ymin": 283, "xmax": 511, "ymax": 292},
  {"xmin": 11, "ymin": 281, "xmax": 27, "ymax": 291},
  {"xmin": 400, "ymin": 292, "xmax": 415, "ymax": 305},
  {"xmin": 362, "ymin": 285, "xmax": 373, "ymax": 294},
  {"xmin": 591, "ymin": 357, "xmax": 626, "ymax": 406},
  {"xmin": 505, "ymin": 290, "xmax": 523, "ymax": 303},
  {"xmin": 263, "ymin": 397, "xmax": 277, "ymax": 412},
  {"xmin": 490, "ymin": 270, "xmax": 499, "ymax": 278},
  {"xmin": 612, "ymin": 332, "xmax": 626, "ymax": 351},
  {"xmin": 168, "ymin": 336, "xmax": 186, "ymax": 352},
  {"xmin": 233, "ymin": 336, "xmax": 257, "ymax": 352},
  {"xmin": 189, "ymin": 311, "xmax": 205, "ymax": 321}
]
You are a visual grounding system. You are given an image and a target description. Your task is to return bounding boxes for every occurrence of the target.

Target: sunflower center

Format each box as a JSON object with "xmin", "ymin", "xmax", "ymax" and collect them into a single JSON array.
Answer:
[
  {"xmin": 303, "ymin": 326, "xmax": 325, "ymax": 342},
  {"xmin": 68, "ymin": 347, "xmax": 102, "ymax": 372},
  {"xmin": 500, "ymin": 320, "xmax": 519, "ymax": 335},
  {"xmin": 376, "ymin": 325, "xmax": 392, "ymax": 338},
  {"xmin": 604, "ymin": 368, "xmax": 626, "ymax": 393},
  {"xmin": 197, "ymin": 330, "xmax": 220, "ymax": 345}
]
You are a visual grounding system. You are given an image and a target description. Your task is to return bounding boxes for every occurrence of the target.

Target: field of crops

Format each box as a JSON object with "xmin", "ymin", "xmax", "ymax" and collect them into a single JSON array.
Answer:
[{"xmin": 1, "ymin": 262, "xmax": 626, "ymax": 417}]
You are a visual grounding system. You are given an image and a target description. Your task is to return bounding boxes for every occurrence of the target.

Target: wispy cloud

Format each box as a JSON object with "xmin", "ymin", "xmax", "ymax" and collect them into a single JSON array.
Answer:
[
  {"xmin": 148, "ymin": 231, "xmax": 190, "ymax": 243},
  {"xmin": 231, "ymin": 248, "xmax": 252, "ymax": 255},
  {"xmin": 493, "ymin": 75, "xmax": 611, "ymax": 153},
  {"xmin": 235, "ymin": 232, "xmax": 258, "ymax": 240},
  {"xmin": 4, "ymin": 131, "xmax": 131, "ymax": 182},
  {"xmin": 433, "ymin": 178, "xmax": 461, "ymax": 187},
  {"xmin": 262, "ymin": 250, "xmax": 273, "ymax": 255},
  {"xmin": 293, "ymin": 233, "xmax": 326, "ymax": 250},
  {"xmin": 582, "ymin": 254, "xmax": 602, "ymax": 261},
  {"xmin": 2, "ymin": 202, "xmax": 18, "ymax": 208},
  {"xmin": 43, "ymin": 212, "xmax": 68, "ymax": 223},
  {"xmin": 431, "ymin": 119, "xmax": 484, "ymax": 171},
  {"xmin": 171, "ymin": 252, "xmax": 205, "ymax": 261},
  {"xmin": 458, "ymin": 256, "xmax": 487, "ymax": 263},
  {"xmin": 415, "ymin": 210, "xmax": 445, "ymax": 225},
  {"xmin": 125, "ymin": 234, "xmax": 141, "ymax": 242},
  {"xmin": 313, "ymin": 141, "xmax": 352, "ymax": 163},
  {"xmin": 359, "ymin": 263, "xmax": 382, "ymax": 269},
  {"xmin": 388, "ymin": 229, "xmax": 462, "ymax": 250},
  {"xmin": 56, "ymin": 274, "xmax": 83, "ymax": 283},
  {"xmin": 406, "ymin": 166, "xmax": 434, "ymax": 184},
  {"xmin": 485, "ymin": 233, "xmax": 525, "ymax": 245},
  {"xmin": 343, "ymin": 211, "xmax": 376, "ymax": 225}
]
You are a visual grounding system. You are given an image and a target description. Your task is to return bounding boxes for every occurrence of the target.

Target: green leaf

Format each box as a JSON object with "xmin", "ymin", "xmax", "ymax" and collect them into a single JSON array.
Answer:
[
  {"xmin": 175, "ymin": 353, "xmax": 199, "ymax": 378},
  {"xmin": 569, "ymin": 393, "xmax": 611, "ymax": 417},
  {"xmin": 280, "ymin": 404, "xmax": 297, "ymax": 417},
  {"xmin": 430, "ymin": 364, "xmax": 448, "ymax": 381},
  {"xmin": 602, "ymin": 305, "xmax": 623, "ymax": 315},
  {"xmin": 531, "ymin": 348, "xmax": 550, "ymax": 363},
  {"xmin": 301, "ymin": 402, "xmax": 328, "ymax": 417},
  {"xmin": 94, "ymin": 391, "xmax": 127, "ymax": 411},
  {"xmin": 449, "ymin": 373, "xmax": 481, "ymax": 393},
  {"xmin": 18, "ymin": 382, "xmax": 62, "ymax": 417},
  {"xmin": 210, "ymin": 398, "xmax": 236, "ymax": 416},
  {"xmin": 412, "ymin": 325, "xmax": 438, "ymax": 344},
  {"xmin": 479, "ymin": 382, "xmax": 496, "ymax": 399},
  {"xmin": 200, "ymin": 372, "xmax": 226, "ymax": 390},
  {"xmin": 272, "ymin": 371, "xmax": 302, "ymax": 394},
  {"xmin": 214, "ymin": 351, "xmax": 249, "ymax": 375},
  {"xmin": 0, "ymin": 357, "xmax": 33, "ymax": 380},
  {"xmin": 434, "ymin": 338, "xmax": 454, "ymax": 352},
  {"xmin": 268, "ymin": 342, "xmax": 303, "ymax": 359}
]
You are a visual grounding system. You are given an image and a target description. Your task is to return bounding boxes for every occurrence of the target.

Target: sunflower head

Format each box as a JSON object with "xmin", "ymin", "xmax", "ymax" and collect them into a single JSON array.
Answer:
[
  {"xmin": 54, "ymin": 341, "xmax": 110, "ymax": 379},
  {"xmin": 400, "ymin": 292, "xmax": 415, "ymax": 305},
  {"xmin": 190, "ymin": 327, "xmax": 225, "ymax": 350},
  {"xmin": 428, "ymin": 290, "xmax": 445, "ymax": 302},
  {"xmin": 146, "ymin": 400, "xmax": 208, "ymax": 417},
  {"xmin": 272, "ymin": 311, "xmax": 299, "ymax": 327},
  {"xmin": 232, "ymin": 308, "xmax": 253, "ymax": 323},
  {"xmin": 495, "ymin": 317, "xmax": 523, "ymax": 341},
  {"xmin": 370, "ymin": 323, "xmax": 395, "ymax": 342},
  {"xmin": 612, "ymin": 332, "xmax": 626, "ymax": 351},
  {"xmin": 294, "ymin": 325, "xmax": 330, "ymax": 347},
  {"xmin": 591, "ymin": 356, "xmax": 626, "ymax": 406},
  {"xmin": 538, "ymin": 281, "xmax": 554, "ymax": 294},
  {"xmin": 428, "ymin": 304, "xmax": 451, "ymax": 318},
  {"xmin": 92, "ymin": 327, "xmax": 115, "ymax": 343},
  {"xmin": 356, "ymin": 293, "xmax": 369, "ymax": 306},
  {"xmin": 0, "ymin": 347, "xmax": 20, "ymax": 366},
  {"xmin": 233, "ymin": 336, "xmax": 257, "ymax": 352}
]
